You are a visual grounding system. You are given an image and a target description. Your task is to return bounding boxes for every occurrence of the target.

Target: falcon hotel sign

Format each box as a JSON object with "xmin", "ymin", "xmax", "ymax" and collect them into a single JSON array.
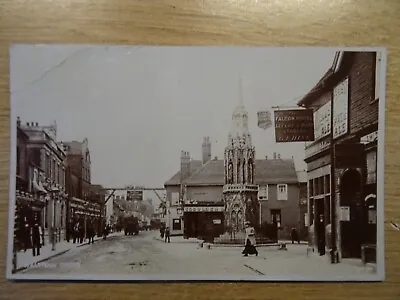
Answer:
[{"xmin": 274, "ymin": 109, "xmax": 315, "ymax": 142}]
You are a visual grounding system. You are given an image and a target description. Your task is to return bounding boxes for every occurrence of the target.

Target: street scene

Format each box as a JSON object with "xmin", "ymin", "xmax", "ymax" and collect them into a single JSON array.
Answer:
[{"xmin": 8, "ymin": 46, "xmax": 385, "ymax": 281}]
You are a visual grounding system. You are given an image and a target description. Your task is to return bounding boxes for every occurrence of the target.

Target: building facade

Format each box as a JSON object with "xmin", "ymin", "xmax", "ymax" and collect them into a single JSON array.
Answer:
[
  {"xmin": 165, "ymin": 100, "xmax": 302, "ymax": 240},
  {"xmin": 298, "ymin": 51, "xmax": 381, "ymax": 261},
  {"xmin": 63, "ymin": 139, "xmax": 102, "ymax": 238},
  {"xmin": 18, "ymin": 120, "xmax": 68, "ymax": 245}
]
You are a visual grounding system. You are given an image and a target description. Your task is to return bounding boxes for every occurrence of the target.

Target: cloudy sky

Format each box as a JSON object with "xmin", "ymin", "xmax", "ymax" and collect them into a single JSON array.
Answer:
[{"xmin": 10, "ymin": 45, "xmax": 337, "ymax": 197}]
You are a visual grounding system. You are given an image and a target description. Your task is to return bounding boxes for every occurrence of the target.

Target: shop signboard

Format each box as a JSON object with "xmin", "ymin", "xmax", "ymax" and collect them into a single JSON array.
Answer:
[
  {"xmin": 274, "ymin": 109, "xmax": 315, "ymax": 142},
  {"xmin": 184, "ymin": 206, "xmax": 224, "ymax": 213}
]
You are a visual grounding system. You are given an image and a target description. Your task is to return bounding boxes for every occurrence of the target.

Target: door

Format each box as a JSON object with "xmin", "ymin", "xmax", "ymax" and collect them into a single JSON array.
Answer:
[
  {"xmin": 340, "ymin": 169, "xmax": 363, "ymax": 258},
  {"xmin": 314, "ymin": 199, "xmax": 325, "ymax": 255}
]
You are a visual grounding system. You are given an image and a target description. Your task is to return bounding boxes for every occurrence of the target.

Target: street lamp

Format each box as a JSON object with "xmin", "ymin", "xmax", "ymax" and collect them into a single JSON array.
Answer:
[{"xmin": 50, "ymin": 185, "xmax": 60, "ymax": 251}]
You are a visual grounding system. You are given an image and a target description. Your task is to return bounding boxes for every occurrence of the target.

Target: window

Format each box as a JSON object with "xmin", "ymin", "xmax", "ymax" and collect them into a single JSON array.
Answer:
[
  {"xmin": 171, "ymin": 192, "xmax": 180, "ymax": 206},
  {"xmin": 374, "ymin": 52, "xmax": 382, "ymax": 101},
  {"xmin": 57, "ymin": 163, "xmax": 60, "ymax": 185},
  {"xmin": 16, "ymin": 147, "xmax": 20, "ymax": 176},
  {"xmin": 277, "ymin": 184, "xmax": 288, "ymax": 200},
  {"xmin": 172, "ymin": 218, "xmax": 181, "ymax": 230},
  {"xmin": 45, "ymin": 153, "xmax": 50, "ymax": 179},
  {"xmin": 258, "ymin": 185, "xmax": 268, "ymax": 200},
  {"xmin": 271, "ymin": 209, "xmax": 282, "ymax": 228}
]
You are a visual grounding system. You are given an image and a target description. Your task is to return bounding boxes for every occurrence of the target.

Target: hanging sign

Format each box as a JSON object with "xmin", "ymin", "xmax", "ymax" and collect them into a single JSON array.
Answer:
[
  {"xmin": 257, "ymin": 109, "xmax": 273, "ymax": 130},
  {"xmin": 274, "ymin": 109, "xmax": 315, "ymax": 142}
]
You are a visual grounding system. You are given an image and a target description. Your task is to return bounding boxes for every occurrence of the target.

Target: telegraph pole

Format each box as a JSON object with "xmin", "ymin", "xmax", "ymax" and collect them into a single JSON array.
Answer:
[{"xmin": 330, "ymin": 90, "xmax": 339, "ymax": 264}]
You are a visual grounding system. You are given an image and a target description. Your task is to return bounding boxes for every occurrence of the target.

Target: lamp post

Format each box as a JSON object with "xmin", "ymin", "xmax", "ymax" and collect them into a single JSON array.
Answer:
[{"xmin": 50, "ymin": 185, "xmax": 60, "ymax": 251}]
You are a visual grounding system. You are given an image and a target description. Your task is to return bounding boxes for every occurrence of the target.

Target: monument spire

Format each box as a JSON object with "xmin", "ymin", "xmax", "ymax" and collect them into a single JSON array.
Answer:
[{"xmin": 238, "ymin": 75, "xmax": 243, "ymax": 106}]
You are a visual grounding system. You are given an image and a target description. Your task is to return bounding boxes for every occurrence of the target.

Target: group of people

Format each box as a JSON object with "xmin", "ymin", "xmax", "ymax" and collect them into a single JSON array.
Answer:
[
  {"xmin": 160, "ymin": 225, "xmax": 170, "ymax": 243},
  {"xmin": 17, "ymin": 214, "xmax": 43, "ymax": 257}
]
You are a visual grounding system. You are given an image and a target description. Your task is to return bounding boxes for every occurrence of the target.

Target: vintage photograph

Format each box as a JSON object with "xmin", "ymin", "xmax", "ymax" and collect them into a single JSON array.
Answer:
[{"xmin": 6, "ymin": 45, "xmax": 386, "ymax": 281}]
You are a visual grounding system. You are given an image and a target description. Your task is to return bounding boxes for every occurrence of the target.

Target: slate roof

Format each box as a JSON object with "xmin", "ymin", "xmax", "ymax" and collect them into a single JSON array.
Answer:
[
  {"xmin": 164, "ymin": 158, "xmax": 299, "ymax": 187},
  {"xmin": 164, "ymin": 160, "xmax": 203, "ymax": 186}
]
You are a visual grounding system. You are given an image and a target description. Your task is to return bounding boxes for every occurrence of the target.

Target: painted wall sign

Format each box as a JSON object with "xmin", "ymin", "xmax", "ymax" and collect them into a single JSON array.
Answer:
[
  {"xmin": 274, "ymin": 109, "xmax": 315, "ymax": 142},
  {"xmin": 184, "ymin": 206, "xmax": 224, "ymax": 213},
  {"xmin": 313, "ymin": 101, "xmax": 331, "ymax": 140},
  {"xmin": 333, "ymin": 78, "xmax": 349, "ymax": 139}
]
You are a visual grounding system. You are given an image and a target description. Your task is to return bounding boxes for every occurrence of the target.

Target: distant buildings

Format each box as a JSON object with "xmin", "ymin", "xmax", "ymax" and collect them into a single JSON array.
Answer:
[{"xmin": 164, "ymin": 100, "xmax": 306, "ymax": 240}]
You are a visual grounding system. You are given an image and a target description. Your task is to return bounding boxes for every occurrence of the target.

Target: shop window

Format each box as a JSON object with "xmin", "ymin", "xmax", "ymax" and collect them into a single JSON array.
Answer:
[
  {"xmin": 374, "ymin": 52, "xmax": 382, "ymax": 102},
  {"xmin": 308, "ymin": 180, "xmax": 313, "ymax": 197},
  {"xmin": 325, "ymin": 196, "xmax": 331, "ymax": 225},
  {"xmin": 325, "ymin": 175, "xmax": 331, "ymax": 194},
  {"xmin": 277, "ymin": 184, "xmax": 288, "ymax": 200},
  {"xmin": 172, "ymin": 218, "xmax": 181, "ymax": 230},
  {"xmin": 258, "ymin": 185, "xmax": 268, "ymax": 201}
]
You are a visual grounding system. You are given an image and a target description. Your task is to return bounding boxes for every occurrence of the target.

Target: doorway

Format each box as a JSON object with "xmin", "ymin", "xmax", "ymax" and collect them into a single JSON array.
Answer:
[
  {"xmin": 340, "ymin": 168, "xmax": 363, "ymax": 258},
  {"xmin": 314, "ymin": 199, "xmax": 325, "ymax": 255}
]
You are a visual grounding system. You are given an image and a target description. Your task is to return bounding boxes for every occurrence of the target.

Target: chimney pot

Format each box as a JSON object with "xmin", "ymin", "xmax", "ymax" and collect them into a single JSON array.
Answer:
[
  {"xmin": 265, "ymin": 155, "xmax": 268, "ymax": 160},
  {"xmin": 36, "ymin": 122, "xmax": 39, "ymax": 126},
  {"xmin": 31, "ymin": 122, "xmax": 34, "ymax": 126},
  {"xmin": 26, "ymin": 122, "xmax": 29, "ymax": 126}
]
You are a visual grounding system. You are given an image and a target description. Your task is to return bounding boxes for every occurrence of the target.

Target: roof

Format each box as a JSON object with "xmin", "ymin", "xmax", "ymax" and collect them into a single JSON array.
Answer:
[
  {"xmin": 297, "ymin": 51, "xmax": 355, "ymax": 107},
  {"xmin": 164, "ymin": 160, "xmax": 203, "ymax": 185},
  {"xmin": 164, "ymin": 158, "xmax": 299, "ymax": 187},
  {"xmin": 296, "ymin": 170, "xmax": 308, "ymax": 183}
]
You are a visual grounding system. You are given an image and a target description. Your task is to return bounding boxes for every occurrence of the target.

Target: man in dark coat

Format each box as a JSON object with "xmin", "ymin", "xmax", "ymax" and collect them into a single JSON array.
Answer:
[
  {"xmin": 30, "ymin": 215, "xmax": 42, "ymax": 257},
  {"xmin": 291, "ymin": 227, "xmax": 299, "ymax": 244}
]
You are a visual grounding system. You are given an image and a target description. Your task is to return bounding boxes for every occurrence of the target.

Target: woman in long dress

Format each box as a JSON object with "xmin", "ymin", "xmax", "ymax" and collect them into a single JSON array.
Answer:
[{"xmin": 242, "ymin": 221, "xmax": 258, "ymax": 256}]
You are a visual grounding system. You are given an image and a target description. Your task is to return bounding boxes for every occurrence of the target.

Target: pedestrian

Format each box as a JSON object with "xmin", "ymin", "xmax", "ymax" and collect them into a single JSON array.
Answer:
[
  {"xmin": 79, "ymin": 221, "xmax": 84, "ymax": 244},
  {"xmin": 164, "ymin": 226, "xmax": 170, "ymax": 243},
  {"xmin": 87, "ymin": 222, "xmax": 94, "ymax": 244},
  {"xmin": 22, "ymin": 217, "xmax": 30, "ymax": 252},
  {"xmin": 30, "ymin": 215, "xmax": 42, "ymax": 257},
  {"xmin": 160, "ymin": 226, "xmax": 165, "ymax": 239},
  {"xmin": 242, "ymin": 221, "xmax": 258, "ymax": 257},
  {"xmin": 291, "ymin": 227, "xmax": 299, "ymax": 244},
  {"xmin": 73, "ymin": 221, "xmax": 79, "ymax": 244}
]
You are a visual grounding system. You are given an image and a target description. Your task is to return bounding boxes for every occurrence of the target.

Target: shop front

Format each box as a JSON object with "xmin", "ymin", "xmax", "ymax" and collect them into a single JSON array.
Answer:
[
  {"xmin": 183, "ymin": 202, "xmax": 225, "ymax": 240},
  {"xmin": 14, "ymin": 190, "xmax": 46, "ymax": 252}
]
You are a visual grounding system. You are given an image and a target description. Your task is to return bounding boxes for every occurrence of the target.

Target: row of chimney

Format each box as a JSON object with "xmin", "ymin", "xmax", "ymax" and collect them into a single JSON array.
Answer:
[
  {"xmin": 16, "ymin": 117, "xmax": 39, "ymax": 128},
  {"xmin": 266, "ymin": 152, "xmax": 281, "ymax": 160}
]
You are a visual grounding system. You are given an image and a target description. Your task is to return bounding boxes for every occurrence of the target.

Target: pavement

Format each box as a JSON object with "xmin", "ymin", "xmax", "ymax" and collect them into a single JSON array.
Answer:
[
  {"xmin": 15, "ymin": 230, "xmax": 378, "ymax": 281},
  {"xmin": 14, "ymin": 231, "xmax": 124, "ymax": 272}
]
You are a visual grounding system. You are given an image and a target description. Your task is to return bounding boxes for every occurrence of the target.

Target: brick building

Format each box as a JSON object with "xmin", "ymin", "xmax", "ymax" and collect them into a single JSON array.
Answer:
[
  {"xmin": 63, "ymin": 139, "xmax": 102, "ymax": 238},
  {"xmin": 165, "ymin": 99, "xmax": 304, "ymax": 240},
  {"xmin": 297, "ymin": 51, "xmax": 381, "ymax": 261}
]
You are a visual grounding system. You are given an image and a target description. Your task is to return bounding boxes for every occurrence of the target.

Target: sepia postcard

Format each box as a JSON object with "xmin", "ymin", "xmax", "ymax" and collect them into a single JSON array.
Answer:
[{"xmin": 6, "ymin": 45, "xmax": 387, "ymax": 281}]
